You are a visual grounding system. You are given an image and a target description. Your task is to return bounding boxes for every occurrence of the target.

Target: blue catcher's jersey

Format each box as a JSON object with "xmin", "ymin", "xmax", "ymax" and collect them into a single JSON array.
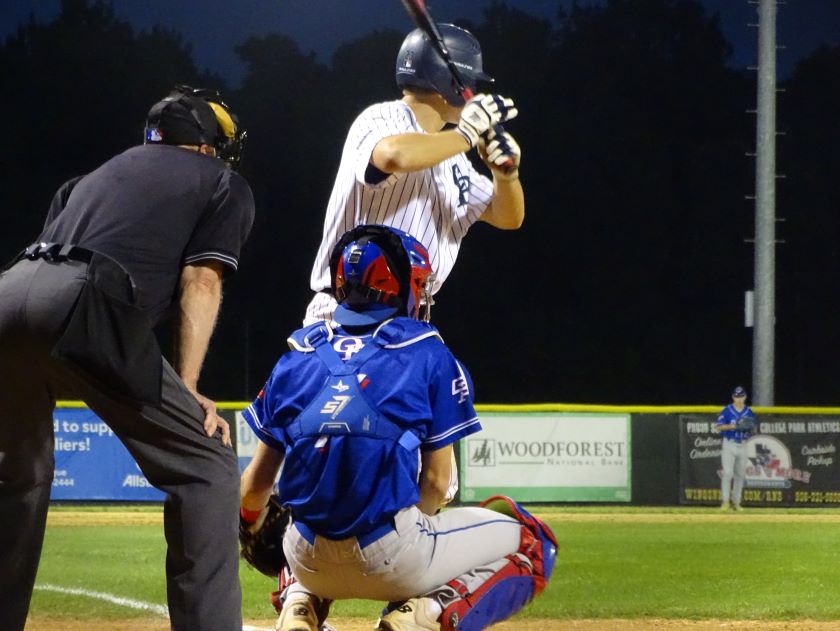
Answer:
[
  {"xmin": 243, "ymin": 318, "xmax": 480, "ymax": 540},
  {"xmin": 716, "ymin": 404, "xmax": 756, "ymax": 443}
]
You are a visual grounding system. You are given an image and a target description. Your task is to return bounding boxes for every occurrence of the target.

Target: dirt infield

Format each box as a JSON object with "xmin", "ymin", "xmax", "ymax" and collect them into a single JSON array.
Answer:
[{"xmin": 25, "ymin": 617, "xmax": 840, "ymax": 630}]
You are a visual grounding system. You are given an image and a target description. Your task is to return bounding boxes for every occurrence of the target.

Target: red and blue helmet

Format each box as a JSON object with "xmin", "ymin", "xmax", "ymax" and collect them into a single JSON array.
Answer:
[{"xmin": 330, "ymin": 225, "xmax": 433, "ymax": 326}]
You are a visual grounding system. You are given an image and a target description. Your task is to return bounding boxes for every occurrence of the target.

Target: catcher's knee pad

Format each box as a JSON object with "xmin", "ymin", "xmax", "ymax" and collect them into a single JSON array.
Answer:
[
  {"xmin": 439, "ymin": 553, "xmax": 539, "ymax": 631},
  {"xmin": 480, "ymin": 494, "xmax": 558, "ymax": 592}
]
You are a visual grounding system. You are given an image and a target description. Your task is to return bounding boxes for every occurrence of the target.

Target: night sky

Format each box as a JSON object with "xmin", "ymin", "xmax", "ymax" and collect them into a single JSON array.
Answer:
[
  {"xmin": 3, "ymin": 1, "xmax": 840, "ymax": 406},
  {"xmin": 4, "ymin": 0, "xmax": 840, "ymax": 82}
]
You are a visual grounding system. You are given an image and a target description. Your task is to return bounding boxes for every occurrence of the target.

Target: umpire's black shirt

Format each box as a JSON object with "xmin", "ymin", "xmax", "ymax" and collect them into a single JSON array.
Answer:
[{"xmin": 38, "ymin": 144, "xmax": 255, "ymax": 325}]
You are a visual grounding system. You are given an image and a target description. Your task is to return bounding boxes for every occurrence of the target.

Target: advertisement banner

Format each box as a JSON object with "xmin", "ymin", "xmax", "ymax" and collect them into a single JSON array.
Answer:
[
  {"xmin": 50, "ymin": 408, "xmax": 164, "ymax": 501},
  {"xmin": 679, "ymin": 414, "xmax": 840, "ymax": 507},
  {"xmin": 234, "ymin": 409, "xmax": 259, "ymax": 472},
  {"xmin": 460, "ymin": 413, "xmax": 632, "ymax": 502}
]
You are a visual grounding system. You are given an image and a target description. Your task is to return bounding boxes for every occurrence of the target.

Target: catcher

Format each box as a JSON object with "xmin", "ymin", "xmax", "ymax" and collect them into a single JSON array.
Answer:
[{"xmin": 239, "ymin": 225, "xmax": 556, "ymax": 631}]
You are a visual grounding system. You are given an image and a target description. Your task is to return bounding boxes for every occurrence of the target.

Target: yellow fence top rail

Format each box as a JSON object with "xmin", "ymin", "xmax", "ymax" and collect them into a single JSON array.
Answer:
[{"xmin": 55, "ymin": 401, "xmax": 840, "ymax": 415}]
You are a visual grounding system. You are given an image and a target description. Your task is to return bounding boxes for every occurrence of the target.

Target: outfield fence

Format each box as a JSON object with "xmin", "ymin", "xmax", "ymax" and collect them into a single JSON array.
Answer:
[{"xmin": 50, "ymin": 402, "xmax": 840, "ymax": 507}]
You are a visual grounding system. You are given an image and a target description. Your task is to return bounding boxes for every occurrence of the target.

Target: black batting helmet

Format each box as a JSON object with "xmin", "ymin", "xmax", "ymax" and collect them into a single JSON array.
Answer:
[
  {"xmin": 395, "ymin": 24, "xmax": 493, "ymax": 107},
  {"xmin": 144, "ymin": 85, "xmax": 247, "ymax": 170}
]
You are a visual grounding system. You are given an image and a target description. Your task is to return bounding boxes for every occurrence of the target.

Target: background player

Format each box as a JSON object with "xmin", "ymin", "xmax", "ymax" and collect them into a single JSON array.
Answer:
[
  {"xmin": 304, "ymin": 23, "xmax": 524, "ymax": 325},
  {"xmin": 714, "ymin": 385, "xmax": 758, "ymax": 511},
  {"xmin": 240, "ymin": 225, "xmax": 556, "ymax": 631},
  {"xmin": 0, "ymin": 85, "xmax": 254, "ymax": 631}
]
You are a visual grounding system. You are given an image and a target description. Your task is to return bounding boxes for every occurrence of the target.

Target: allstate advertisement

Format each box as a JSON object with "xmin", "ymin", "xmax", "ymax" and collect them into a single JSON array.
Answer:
[
  {"xmin": 50, "ymin": 408, "xmax": 164, "ymax": 500},
  {"xmin": 679, "ymin": 414, "xmax": 840, "ymax": 507},
  {"xmin": 235, "ymin": 409, "xmax": 259, "ymax": 472},
  {"xmin": 460, "ymin": 413, "xmax": 632, "ymax": 502}
]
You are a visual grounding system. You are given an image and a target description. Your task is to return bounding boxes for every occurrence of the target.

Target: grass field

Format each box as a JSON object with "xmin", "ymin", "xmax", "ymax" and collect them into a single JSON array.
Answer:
[{"xmin": 27, "ymin": 505, "xmax": 840, "ymax": 629}]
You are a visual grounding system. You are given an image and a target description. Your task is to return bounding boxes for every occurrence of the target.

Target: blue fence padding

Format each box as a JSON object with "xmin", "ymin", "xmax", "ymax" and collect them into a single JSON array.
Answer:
[{"xmin": 51, "ymin": 408, "xmax": 164, "ymax": 501}]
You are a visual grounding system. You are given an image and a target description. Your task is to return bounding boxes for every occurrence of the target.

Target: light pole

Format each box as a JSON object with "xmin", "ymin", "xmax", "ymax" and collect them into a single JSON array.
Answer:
[{"xmin": 751, "ymin": 0, "xmax": 778, "ymax": 406}]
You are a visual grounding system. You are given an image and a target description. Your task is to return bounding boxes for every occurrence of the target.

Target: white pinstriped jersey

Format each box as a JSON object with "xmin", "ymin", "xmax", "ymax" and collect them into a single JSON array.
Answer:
[{"xmin": 305, "ymin": 100, "xmax": 494, "ymax": 324}]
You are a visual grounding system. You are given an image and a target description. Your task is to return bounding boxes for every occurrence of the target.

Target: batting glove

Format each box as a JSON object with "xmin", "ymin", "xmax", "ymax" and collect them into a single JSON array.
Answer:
[
  {"xmin": 479, "ymin": 128, "xmax": 521, "ymax": 179},
  {"xmin": 455, "ymin": 94, "xmax": 518, "ymax": 147}
]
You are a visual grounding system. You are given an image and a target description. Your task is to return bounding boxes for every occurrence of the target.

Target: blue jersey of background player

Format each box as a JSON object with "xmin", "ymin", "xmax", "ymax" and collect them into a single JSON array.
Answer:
[
  {"xmin": 239, "ymin": 225, "xmax": 557, "ymax": 631},
  {"xmin": 715, "ymin": 387, "xmax": 756, "ymax": 443}
]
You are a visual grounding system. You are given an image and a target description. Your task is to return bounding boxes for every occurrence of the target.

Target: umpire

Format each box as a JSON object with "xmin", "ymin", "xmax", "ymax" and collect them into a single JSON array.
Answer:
[{"xmin": 0, "ymin": 85, "xmax": 255, "ymax": 631}]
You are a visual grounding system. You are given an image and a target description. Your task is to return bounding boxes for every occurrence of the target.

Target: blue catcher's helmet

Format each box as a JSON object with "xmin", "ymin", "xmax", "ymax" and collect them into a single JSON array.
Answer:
[
  {"xmin": 395, "ymin": 24, "xmax": 493, "ymax": 106},
  {"xmin": 329, "ymin": 225, "xmax": 433, "ymax": 327}
]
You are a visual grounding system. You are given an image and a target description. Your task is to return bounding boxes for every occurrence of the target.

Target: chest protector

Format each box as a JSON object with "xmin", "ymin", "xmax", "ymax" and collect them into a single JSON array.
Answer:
[{"xmin": 279, "ymin": 325, "xmax": 422, "ymax": 540}]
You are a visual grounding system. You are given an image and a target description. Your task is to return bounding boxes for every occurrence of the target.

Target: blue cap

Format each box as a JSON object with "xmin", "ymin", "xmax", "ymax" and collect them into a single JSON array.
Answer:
[
  {"xmin": 333, "ymin": 303, "xmax": 398, "ymax": 327},
  {"xmin": 732, "ymin": 386, "xmax": 747, "ymax": 398}
]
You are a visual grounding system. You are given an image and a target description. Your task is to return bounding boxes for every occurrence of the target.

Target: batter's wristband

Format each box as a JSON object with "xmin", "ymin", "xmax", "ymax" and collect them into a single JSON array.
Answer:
[{"xmin": 240, "ymin": 506, "xmax": 262, "ymax": 524}]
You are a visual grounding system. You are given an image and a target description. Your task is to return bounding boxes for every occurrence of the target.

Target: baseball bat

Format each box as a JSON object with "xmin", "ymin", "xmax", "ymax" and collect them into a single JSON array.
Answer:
[{"xmin": 398, "ymin": 0, "xmax": 514, "ymax": 169}]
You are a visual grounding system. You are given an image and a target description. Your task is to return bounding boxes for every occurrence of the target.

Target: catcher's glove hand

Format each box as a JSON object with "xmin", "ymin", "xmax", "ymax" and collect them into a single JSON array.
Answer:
[
  {"xmin": 735, "ymin": 417, "xmax": 757, "ymax": 433},
  {"xmin": 239, "ymin": 495, "xmax": 291, "ymax": 577}
]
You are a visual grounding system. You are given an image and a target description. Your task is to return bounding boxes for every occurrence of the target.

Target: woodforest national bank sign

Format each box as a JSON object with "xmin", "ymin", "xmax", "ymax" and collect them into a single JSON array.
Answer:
[{"xmin": 460, "ymin": 413, "xmax": 631, "ymax": 502}]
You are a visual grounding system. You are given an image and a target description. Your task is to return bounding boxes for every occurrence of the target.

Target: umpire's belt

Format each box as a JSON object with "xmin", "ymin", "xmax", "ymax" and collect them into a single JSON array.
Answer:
[
  {"xmin": 21, "ymin": 242, "xmax": 93, "ymax": 264},
  {"xmin": 294, "ymin": 519, "xmax": 395, "ymax": 548}
]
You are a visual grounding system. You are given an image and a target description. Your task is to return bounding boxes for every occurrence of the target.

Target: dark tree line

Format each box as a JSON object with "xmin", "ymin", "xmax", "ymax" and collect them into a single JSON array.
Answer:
[{"xmin": 2, "ymin": 0, "xmax": 839, "ymax": 405}]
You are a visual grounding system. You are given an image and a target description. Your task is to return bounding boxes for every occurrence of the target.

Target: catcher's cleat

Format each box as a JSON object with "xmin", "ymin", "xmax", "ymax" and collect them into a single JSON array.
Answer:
[
  {"xmin": 276, "ymin": 595, "xmax": 319, "ymax": 631},
  {"xmin": 377, "ymin": 598, "xmax": 440, "ymax": 631}
]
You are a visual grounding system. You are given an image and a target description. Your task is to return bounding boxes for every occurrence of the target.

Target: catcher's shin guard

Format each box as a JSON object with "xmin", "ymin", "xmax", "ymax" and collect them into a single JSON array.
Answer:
[
  {"xmin": 437, "ymin": 554, "xmax": 535, "ymax": 631},
  {"xmin": 436, "ymin": 495, "xmax": 558, "ymax": 630}
]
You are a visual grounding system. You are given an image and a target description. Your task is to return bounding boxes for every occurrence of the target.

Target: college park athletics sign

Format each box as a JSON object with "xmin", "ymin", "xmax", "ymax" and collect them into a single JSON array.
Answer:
[{"xmin": 679, "ymin": 414, "xmax": 840, "ymax": 507}]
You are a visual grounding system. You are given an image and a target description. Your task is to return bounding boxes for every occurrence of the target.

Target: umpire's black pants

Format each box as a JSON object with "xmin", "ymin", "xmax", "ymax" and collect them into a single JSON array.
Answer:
[{"xmin": 0, "ymin": 258, "xmax": 242, "ymax": 631}]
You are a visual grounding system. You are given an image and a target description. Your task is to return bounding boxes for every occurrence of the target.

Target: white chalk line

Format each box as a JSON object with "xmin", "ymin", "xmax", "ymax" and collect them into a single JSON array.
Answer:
[{"xmin": 33, "ymin": 584, "xmax": 272, "ymax": 630}]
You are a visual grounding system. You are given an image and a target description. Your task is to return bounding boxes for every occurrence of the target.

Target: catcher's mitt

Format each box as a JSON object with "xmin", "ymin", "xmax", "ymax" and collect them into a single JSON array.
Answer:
[
  {"xmin": 239, "ymin": 494, "xmax": 291, "ymax": 577},
  {"xmin": 735, "ymin": 417, "xmax": 757, "ymax": 433}
]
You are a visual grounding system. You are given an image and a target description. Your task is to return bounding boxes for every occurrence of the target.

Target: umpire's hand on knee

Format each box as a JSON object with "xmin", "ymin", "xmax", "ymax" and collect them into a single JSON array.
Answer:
[{"xmin": 190, "ymin": 389, "xmax": 232, "ymax": 447}]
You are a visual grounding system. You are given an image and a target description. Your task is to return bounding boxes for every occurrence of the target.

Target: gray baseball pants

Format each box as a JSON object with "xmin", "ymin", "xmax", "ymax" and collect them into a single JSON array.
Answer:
[
  {"xmin": 283, "ymin": 504, "xmax": 521, "ymax": 602},
  {"xmin": 0, "ymin": 258, "xmax": 242, "ymax": 631},
  {"xmin": 720, "ymin": 438, "xmax": 747, "ymax": 506}
]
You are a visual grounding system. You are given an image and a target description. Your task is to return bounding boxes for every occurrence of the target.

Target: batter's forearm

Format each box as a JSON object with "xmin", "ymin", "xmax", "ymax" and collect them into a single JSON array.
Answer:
[
  {"xmin": 372, "ymin": 131, "xmax": 470, "ymax": 173},
  {"xmin": 482, "ymin": 178, "xmax": 524, "ymax": 229}
]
